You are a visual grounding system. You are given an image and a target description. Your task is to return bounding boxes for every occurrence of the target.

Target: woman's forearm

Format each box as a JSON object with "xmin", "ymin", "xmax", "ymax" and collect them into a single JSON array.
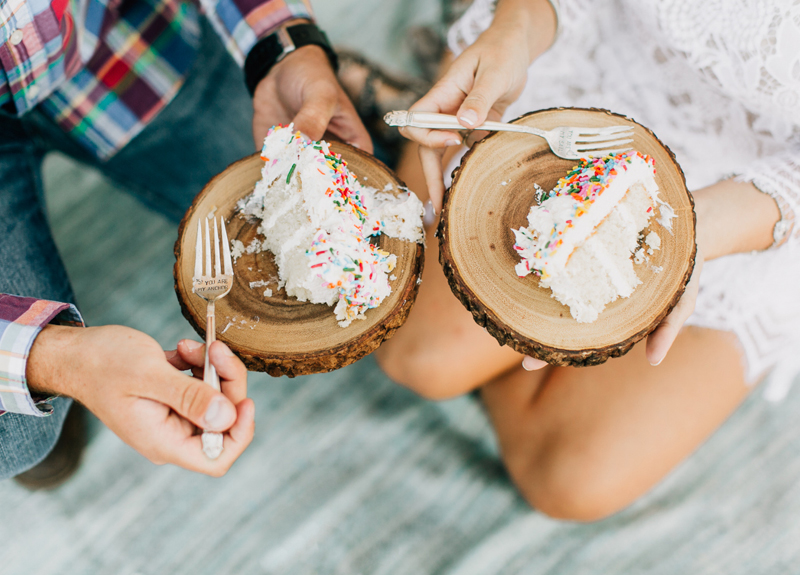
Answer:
[
  {"xmin": 492, "ymin": 0, "xmax": 558, "ymax": 64},
  {"xmin": 693, "ymin": 180, "xmax": 781, "ymax": 261}
]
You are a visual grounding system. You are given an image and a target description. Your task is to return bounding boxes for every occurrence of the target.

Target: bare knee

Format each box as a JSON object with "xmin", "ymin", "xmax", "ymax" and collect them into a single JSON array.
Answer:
[
  {"xmin": 375, "ymin": 341, "xmax": 467, "ymax": 400},
  {"xmin": 503, "ymin": 442, "xmax": 637, "ymax": 522}
]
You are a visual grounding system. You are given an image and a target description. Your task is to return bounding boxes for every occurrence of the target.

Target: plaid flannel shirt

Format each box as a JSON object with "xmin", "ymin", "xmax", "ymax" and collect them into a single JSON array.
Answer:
[
  {"xmin": 0, "ymin": 0, "xmax": 313, "ymax": 415},
  {"xmin": 0, "ymin": 295, "xmax": 84, "ymax": 417},
  {"xmin": 0, "ymin": 0, "xmax": 313, "ymax": 159}
]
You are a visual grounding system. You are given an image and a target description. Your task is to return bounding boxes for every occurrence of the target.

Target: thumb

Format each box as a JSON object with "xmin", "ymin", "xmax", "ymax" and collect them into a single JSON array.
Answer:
[
  {"xmin": 208, "ymin": 341, "xmax": 248, "ymax": 405},
  {"xmin": 419, "ymin": 145, "xmax": 447, "ymax": 213},
  {"xmin": 456, "ymin": 68, "xmax": 508, "ymax": 129},
  {"xmin": 292, "ymin": 82, "xmax": 337, "ymax": 141},
  {"xmin": 645, "ymin": 320, "xmax": 681, "ymax": 367},
  {"xmin": 646, "ymin": 249, "xmax": 703, "ymax": 366},
  {"xmin": 163, "ymin": 375, "xmax": 237, "ymax": 432}
]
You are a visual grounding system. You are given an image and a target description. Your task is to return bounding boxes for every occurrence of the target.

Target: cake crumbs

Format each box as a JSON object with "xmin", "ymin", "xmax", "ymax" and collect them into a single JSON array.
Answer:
[
  {"xmin": 230, "ymin": 239, "xmax": 245, "ymax": 263},
  {"xmin": 645, "ymin": 231, "xmax": 661, "ymax": 251},
  {"xmin": 231, "ymin": 238, "xmax": 263, "ymax": 263},
  {"xmin": 533, "ymin": 183, "xmax": 546, "ymax": 204},
  {"xmin": 656, "ymin": 201, "xmax": 676, "ymax": 233}
]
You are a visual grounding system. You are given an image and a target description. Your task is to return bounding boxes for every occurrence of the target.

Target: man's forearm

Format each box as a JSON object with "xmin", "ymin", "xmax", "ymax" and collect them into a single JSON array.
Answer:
[
  {"xmin": 26, "ymin": 324, "xmax": 80, "ymax": 397},
  {"xmin": 0, "ymin": 295, "xmax": 84, "ymax": 416}
]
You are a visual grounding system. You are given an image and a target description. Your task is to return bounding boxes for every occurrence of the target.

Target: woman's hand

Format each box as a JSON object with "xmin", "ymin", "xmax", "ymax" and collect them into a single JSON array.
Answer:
[
  {"xmin": 27, "ymin": 325, "xmax": 255, "ymax": 476},
  {"xmin": 644, "ymin": 246, "xmax": 704, "ymax": 366},
  {"xmin": 401, "ymin": 0, "xmax": 557, "ymax": 212},
  {"xmin": 521, "ymin": 248, "xmax": 705, "ymax": 371}
]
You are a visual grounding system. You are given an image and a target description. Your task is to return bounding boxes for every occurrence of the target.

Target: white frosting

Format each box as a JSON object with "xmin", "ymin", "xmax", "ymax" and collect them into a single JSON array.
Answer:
[
  {"xmin": 512, "ymin": 152, "xmax": 670, "ymax": 323},
  {"xmin": 238, "ymin": 125, "xmax": 424, "ymax": 326},
  {"xmin": 515, "ymin": 155, "xmax": 660, "ymax": 278}
]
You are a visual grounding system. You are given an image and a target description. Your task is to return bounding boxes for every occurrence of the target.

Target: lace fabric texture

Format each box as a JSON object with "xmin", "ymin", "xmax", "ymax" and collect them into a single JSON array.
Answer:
[{"xmin": 447, "ymin": 0, "xmax": 800, "ymax": 398}]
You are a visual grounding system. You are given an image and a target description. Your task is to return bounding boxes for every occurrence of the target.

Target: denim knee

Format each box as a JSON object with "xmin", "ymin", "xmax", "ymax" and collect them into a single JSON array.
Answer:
[{"xmin": 0, "ymin": 397, "xmax": 72, "ymax": 480}]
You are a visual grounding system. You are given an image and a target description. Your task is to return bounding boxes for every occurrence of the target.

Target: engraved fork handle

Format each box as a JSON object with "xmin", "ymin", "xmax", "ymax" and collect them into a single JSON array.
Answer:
[
  {"xmin": 201, "ymin": 299, "xmax": 223, "ymax": 459},
  {"xmin": 386, "ymin": 111, "xmax": 548, "ymax": 138},
  {"xmin": 203, "ymin": 299, "xmax": 220, "ymax": 392}
]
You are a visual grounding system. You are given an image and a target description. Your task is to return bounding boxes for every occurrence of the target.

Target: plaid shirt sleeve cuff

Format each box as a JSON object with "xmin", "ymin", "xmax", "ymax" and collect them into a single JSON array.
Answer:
[
  {"xmin": 200, "ymin": 0, "xmax": 315, "ymax": 66},
  {"xmin": 0, "ymin": 294, "xmax": 85, "ymax": 418}
]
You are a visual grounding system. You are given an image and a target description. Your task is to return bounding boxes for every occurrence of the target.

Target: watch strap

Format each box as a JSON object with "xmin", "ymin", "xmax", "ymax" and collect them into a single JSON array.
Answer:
[{"xmin": 244, "ymin": 23, "xmax": 339, "ymax": 96}]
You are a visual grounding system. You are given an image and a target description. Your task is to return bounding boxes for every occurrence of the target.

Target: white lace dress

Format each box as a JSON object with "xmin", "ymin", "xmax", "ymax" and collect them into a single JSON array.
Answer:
[{"xmin": 447, "ymin": 0, "xmax": 800, "ymax": 399}]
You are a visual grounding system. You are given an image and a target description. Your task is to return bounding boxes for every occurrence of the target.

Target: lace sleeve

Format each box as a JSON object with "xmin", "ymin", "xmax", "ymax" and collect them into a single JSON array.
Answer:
[
  {"xmin": 734, "ymin": 150, "xmax": 800, "ymax": 249},
  {"xmin": 446, "ymin": 0, "xmax": 593, "ymax": 56},
  {"xmin": 446, "ymin": 0, "xmax": 496, "ymax": 56}
]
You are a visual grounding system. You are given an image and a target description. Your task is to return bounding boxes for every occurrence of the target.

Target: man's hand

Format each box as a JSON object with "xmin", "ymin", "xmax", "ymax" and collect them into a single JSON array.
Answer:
[
  {"xmin": 252, "ymin": 44, "xmax": 372, "ymax": 152},
  {"xmin": 27, "ymin": 325, "xmax": 255, "ymax": 476}
]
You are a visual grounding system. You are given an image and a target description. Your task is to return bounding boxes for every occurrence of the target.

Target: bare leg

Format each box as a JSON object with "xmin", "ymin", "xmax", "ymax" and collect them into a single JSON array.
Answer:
[
  {"xmin": 380, "ymin": 151, "xmax": 752, "ymax": 518},
  {"xmin": 376, "ymin": 142, "xmax": 522, "ymax": 398},
  {"xmin": 379, "ymin": 89, "xmax": 751, "ymax": 522},
  {"xmin": 481, "ymin": 326, "xmax": 751, "ymax": 521}
]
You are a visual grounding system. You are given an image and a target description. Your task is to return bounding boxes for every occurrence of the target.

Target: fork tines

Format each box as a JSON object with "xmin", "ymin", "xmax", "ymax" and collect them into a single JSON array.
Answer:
[
  {"xmin": 195, "ymin": 216, "xmax": 233, "ymax": 280},
  {"xmin": 578, "ymin": 125, "xmax": 632, "ymax": 136},
  {"xmin": 574, "ymin": 126, "xmax": 635, "ymax": 157}
]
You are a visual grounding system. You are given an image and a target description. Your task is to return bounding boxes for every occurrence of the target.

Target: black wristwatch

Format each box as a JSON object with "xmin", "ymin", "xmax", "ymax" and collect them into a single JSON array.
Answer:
[{"xmin": 244, "ymin": 23, "xmax": 338, "ymax": 96}]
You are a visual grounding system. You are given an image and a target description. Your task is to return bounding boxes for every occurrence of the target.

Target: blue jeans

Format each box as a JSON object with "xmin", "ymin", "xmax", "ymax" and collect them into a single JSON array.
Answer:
[{"xmin": 0, "ymin": 21, "xmax": 255, "ymax": 479}]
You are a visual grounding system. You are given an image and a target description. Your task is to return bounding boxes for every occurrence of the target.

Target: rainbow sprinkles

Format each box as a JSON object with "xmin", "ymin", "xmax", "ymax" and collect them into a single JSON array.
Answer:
[
  {"xmin": 513, "ymin": 151, "xmax": 674, "ymax": 323},
  {"xmin": 235, "ymin": 125, "xmax": 424, "ymax": 327}
]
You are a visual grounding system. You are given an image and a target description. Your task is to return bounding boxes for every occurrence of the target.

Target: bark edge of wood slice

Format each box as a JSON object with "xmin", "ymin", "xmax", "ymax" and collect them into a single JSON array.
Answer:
[
  {"xmin": 438, "ymin": 108, "xmax": 697, "ymax": 367},
  {"xmin": 174, "ymin": 143, "xmax": 424, "ymax": 377}
]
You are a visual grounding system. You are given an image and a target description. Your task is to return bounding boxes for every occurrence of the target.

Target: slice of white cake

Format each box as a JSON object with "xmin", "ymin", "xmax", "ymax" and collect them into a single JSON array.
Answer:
[
  {"xmin": 238, "ymin": 125, "xmax": 424, "ymax": 327},
  {"xmin": 513, "ymin": 151, "xmax": 667, "ymax": 323}
]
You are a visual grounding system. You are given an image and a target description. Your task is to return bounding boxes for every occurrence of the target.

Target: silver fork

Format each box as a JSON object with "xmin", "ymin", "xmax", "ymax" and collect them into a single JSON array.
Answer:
[
  {"xmin": 384, "ymin": 111, "xmax": 634, "ymax": 160},
  {"xmin": 193, "ymin": 215, "xmax": 234, "ymax": 460}
]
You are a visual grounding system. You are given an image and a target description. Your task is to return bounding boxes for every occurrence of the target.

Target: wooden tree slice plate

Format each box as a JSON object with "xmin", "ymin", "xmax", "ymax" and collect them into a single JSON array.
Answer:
[
  {"xmin": 174, "ymin": 143, "xmax": 424, "ymax": 377},
  {"xmin": 438, "ymin": 108, "xmax": 696, "ymax": 367}
]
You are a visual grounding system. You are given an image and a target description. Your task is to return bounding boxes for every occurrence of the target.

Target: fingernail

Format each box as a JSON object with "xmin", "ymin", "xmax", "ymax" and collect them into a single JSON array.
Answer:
[
  {"xmin": 423, "ymin": 200, "xmax": 436, "ymax": 227},
  {"xmin": 348, "ymin": 141, "xmax": 361, "ymax": 149},
  {"xmin": 184, "ymin": 340, "xmax": 203, "ymax": 351},
  {"xmin": 220, "ymin": 344, "xmax": 235, "ymax": 357},
  {"xmin": 204, "ymin": 396, "xmax": 235, "ymax": 430},
  {"xmin": 446, "ymin": 139, "xmax": 461, "ymax": 147},
  {"xmin": 459, "ymin": 110, "xmax": 478, "ymax": 126},
  {"xmin": 650, "ymin": 357, "xmax": 664, "ymax": 367},
  {"xmin": 522, "ymin": 357, "xmax": 535, "ymax": 371}
]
